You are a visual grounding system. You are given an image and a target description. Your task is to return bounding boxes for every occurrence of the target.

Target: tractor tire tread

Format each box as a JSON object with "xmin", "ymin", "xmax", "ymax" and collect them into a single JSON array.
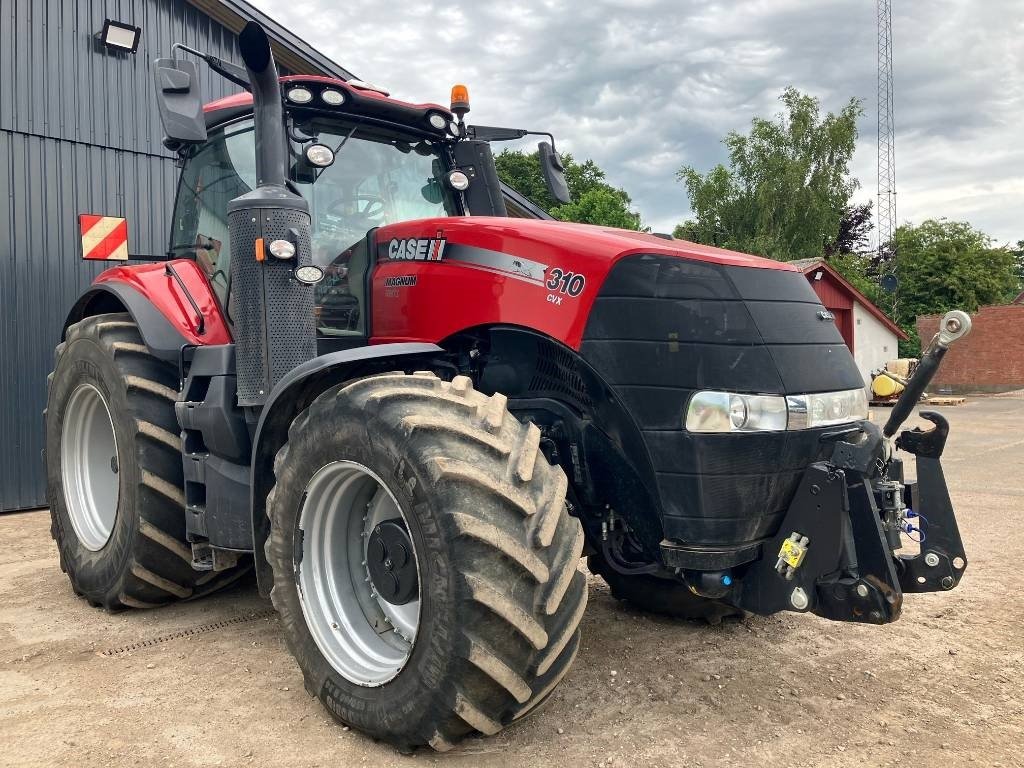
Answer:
[
  {"xmin": 266, "ymin": 372, "xmax": 587, "ymax": 750},
  {"xmin": 46, "ymin": 313, "xmax": 249, "ymax": 610}
]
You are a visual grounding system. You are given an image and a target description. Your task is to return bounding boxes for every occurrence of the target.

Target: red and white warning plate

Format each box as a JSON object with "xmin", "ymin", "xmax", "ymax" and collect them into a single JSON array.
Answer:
[{"xmin": 79, "ymin": 214, "xmax": 129, "ymax": 261}]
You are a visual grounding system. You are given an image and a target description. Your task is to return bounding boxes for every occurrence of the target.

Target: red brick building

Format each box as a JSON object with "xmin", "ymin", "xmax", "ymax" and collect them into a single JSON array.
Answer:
[{"xmin": 916, "ymin": 305, "xmax": 1024, "ymax": 393}]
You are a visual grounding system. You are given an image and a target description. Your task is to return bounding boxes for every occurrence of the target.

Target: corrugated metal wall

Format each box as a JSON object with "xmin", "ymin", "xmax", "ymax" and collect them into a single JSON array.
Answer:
[{"xmin": 0, "ymin": 0, "xmax": 282, "ymax": 510}]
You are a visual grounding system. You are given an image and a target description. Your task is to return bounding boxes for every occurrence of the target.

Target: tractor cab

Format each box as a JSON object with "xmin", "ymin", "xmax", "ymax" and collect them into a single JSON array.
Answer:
[
  {"xmin": 161, "ymin": 71, "xmax": 566, "ymax": 342},
  {"xmin": 170, "ymin": 77, "xmax": 463, "ymax": 339}
]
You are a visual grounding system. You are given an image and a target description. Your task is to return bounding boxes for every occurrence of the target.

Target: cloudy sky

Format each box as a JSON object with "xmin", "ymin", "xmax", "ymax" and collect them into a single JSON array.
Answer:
[{"xmin": 250, "ymin": 0, "xmax": 1022, "ymax": 245}]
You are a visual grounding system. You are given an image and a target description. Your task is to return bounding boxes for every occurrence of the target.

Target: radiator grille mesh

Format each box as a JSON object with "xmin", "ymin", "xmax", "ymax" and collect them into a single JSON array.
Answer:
[{"xmin": 228, "ymin": 207, "xmax": 317, "ymax": 406}]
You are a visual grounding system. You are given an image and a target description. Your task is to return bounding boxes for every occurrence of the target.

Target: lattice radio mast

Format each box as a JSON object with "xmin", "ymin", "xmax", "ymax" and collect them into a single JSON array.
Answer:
[{"xmin": 877, "ymin": 0, "xmax": 896, "ymax": 260}]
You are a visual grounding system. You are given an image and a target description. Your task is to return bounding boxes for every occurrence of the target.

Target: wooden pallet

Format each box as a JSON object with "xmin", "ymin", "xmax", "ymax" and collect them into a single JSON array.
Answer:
[
  {"xmin": 925, "ymin": 396, "xmax": 966, "ymax": 406},
  {"xmin": 870, "ymin": 396, "xmax": 967, "ymax": 407}
]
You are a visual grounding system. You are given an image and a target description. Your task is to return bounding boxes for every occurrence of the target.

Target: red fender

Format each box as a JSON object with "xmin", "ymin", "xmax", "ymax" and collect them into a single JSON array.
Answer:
[{"xmin": 94, "ymin": 260, "xmax": 231, "ymax": 346}]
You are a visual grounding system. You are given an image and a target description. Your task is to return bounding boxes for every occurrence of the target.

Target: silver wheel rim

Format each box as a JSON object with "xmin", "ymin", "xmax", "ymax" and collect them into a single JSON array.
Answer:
[
  {"xmin": 61, "ymin": 383, "xmax": 120, "ymax": 551},
  {"xmin": 297, "ymin": 461, "xmax": 421, "ymax": 687}
]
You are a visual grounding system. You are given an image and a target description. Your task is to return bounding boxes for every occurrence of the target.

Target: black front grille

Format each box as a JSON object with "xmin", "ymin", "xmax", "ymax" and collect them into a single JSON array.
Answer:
[{"xmin": 581, "ymin": 254, "xmax": 864, "ymax": 547}]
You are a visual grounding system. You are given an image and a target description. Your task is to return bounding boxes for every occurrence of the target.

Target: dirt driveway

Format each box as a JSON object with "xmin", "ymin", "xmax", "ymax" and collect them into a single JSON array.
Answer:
[{"xmin": 1, "ymin": 400, "xmax": 1022, "ymax": 768}]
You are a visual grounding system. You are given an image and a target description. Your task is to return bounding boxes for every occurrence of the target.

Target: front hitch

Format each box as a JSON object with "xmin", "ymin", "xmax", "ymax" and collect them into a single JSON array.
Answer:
[
  {"xmin": 894, "ymin": 412, "xmax": 967, "ymax": 593},
  {"xmin": 733, "ymin": 312, "xmax": 972, "ymax": 624}
]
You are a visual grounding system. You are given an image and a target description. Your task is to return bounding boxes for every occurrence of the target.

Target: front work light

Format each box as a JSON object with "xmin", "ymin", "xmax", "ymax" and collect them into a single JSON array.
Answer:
[
  {"xmin": 294, "ymin": 265, "xmax": 325, "ymax": 285},
  {"xmin": 287, "ymin": 87, "xmax": 314, "ymax": 104},
  {"xmin": 685, "ymin": 388, "xmax": 868, "ymax": 433},
  {"xmin": 268, "ymin": 239, "xmax": 296, "ymax": 260},
  {"xmin": 446, "ymin": 170, "xmax": 471, "ymax": 191},
  {"xmin": 321, "ymin": 89, "xmax": 345, "ymax": 106},
  {"xmin": 305, "ymin": 143, "xmax": 335, "ymax": 167},
  {"xmin": 98, "ymin": 20, "xmax": 142, "ymax": 53}
]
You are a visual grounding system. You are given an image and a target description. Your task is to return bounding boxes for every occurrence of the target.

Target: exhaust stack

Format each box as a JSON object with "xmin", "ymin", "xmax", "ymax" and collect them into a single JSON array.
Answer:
[{"xmin": 227, "ymin": 22, "xmax": 317, "ymax": 408}]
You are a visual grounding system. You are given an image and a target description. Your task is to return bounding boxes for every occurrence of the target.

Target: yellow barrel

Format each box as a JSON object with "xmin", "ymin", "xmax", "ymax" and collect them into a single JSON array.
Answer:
[{"xmin": 872, "ymin": 373, "xmax": 903, "ymax": 398}]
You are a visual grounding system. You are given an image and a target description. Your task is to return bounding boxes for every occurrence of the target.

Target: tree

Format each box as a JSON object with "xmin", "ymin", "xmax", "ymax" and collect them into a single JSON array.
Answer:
[
  {"xmin": 1013, "ymin": 240, "xmax": 1024, "ymax": 291},
  {"xmin": 675, "ymin": 88, "xmax": 862, "ymax": 260},
  {"xmin": 891, "ymin": 219, "xmax": 1020, "ymax": 354},
  {"xmin": 826, "ymin": 202, "xmax": 874, "ymax": 258},
  {"xmin": 494, "ymin": 149, "xmax": 643, "ymax": 230}
]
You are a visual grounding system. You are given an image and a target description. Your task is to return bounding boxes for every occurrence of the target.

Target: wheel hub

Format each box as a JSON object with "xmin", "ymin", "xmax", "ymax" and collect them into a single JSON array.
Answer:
[
  {"xmin": 366, "ymin": 521, "xmax": 418, "ymax": 605},
  {"xmin": 60, "ymin": 383, "xmax": 119, "ymax": 551},
  {"xmin": 296, "ymin": 461, "xmax": 421, "ymax": 687}
]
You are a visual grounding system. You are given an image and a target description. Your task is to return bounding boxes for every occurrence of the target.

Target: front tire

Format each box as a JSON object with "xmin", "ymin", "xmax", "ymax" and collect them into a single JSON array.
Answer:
[
  {"xmin": 45, "ymin": 313, "xmax": 246, "ymax": 609},
  {"xmin": 266, "ymin": 372, "xmax": 587, "ymax": 750}
]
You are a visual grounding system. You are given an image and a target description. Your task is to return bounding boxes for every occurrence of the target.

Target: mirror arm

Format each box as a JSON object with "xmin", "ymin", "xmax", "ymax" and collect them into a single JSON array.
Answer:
[
  {"xmin": 466, "ymin": 125, "xmax": 558, "ymax": 152},
  {"xmin": 172, "ymin": 43, "xmax": 252, "ymax": 91}
]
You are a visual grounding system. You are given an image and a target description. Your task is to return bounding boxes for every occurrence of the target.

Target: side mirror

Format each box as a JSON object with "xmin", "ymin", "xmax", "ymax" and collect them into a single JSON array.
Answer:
[
  {"xmin": 153, "ymin": 57, "xmax": 207, "ymax": 147},
  {"xmin": 538, "ymin": 141, "xmax": 571, "ymax": 205}
]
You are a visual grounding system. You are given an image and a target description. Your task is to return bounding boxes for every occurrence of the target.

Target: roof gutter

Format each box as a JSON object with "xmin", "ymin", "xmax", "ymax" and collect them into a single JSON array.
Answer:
[{"xmin": 185, "ymin": 0, "xmax": 356, "ymax": 80}]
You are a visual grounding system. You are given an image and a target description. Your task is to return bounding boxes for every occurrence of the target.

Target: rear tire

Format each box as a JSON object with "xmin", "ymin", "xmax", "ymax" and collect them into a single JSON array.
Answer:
[
  {"xmin": 266, "ymin": 372, "xmax": 587, "ymax": 750},
  {"xmin": 587, "ymin": 554, "xmax": 743, "ymax": 624},
  {"xmin": 45, "ymin": 313, "xmax": 247, "ymax": 609}
]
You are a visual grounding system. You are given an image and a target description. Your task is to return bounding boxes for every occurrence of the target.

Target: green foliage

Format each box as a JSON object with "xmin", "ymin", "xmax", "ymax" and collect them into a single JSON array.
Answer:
[
  {"xmin": 892, "ymin": 220, "xmax": 1020, "ymax": 355},
  {"xmin": 1013, "ymin": 240, "xmax": 1024, "ymax": 290},
  {"xmin": 675, "ymin": 88, "xmax": 862, "ymax": 260},
  {"xmin": 551, "ymin": 188, "xmax": 644, "ymax": 229},
  {"xmin": 494, "ymin": 149, "xmax": 643, "ymax": 230}
]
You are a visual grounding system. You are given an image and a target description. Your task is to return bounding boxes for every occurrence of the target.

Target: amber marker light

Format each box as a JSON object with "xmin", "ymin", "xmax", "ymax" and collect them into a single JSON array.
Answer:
[{"xmin": 450, "ymin": 84, "xmax": 470, "ymax": 120}]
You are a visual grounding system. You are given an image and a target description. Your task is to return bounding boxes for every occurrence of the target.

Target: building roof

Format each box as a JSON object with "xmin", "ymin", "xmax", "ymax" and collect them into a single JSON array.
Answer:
[
  {"xmin": 186, "ymin": 0, "xmax": 356, "ymax": 80},
  {"xmin": 188, "ymin": 1, "xmax": 552, "ymax": 220},
  {"xmin": 1013, "ymin": 290, "xmax": 1024, "ymax": 305},
  {"xmin": 793, "ymin": 258, "xmax": 909, "ymax": 340}
]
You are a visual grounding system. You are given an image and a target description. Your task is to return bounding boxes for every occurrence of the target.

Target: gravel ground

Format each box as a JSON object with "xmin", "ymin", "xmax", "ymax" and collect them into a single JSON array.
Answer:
[{"xmin": 1, "ymin": 400, "xmax": 1021, "ymax": 768}]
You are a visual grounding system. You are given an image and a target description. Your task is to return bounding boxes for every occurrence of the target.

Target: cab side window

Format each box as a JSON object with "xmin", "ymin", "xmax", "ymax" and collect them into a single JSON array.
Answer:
[{"xmin": 169, "ymin": 121, "xmax": 256, "ymax": 305}]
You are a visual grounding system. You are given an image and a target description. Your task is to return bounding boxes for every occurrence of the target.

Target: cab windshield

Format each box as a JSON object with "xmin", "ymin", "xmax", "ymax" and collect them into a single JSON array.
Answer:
[
  {"xmin": 291, "ymin": 118, "xmax": 458, "ymax": 266},
  {"xmin": 169, "ymin": 117, "xmax": 457, "ymax": 336}
]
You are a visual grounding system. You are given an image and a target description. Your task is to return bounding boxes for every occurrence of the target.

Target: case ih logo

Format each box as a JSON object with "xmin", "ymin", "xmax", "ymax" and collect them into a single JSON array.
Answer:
[{"xmin": 387, "ymin": 237, "xmax": 446, "ymax": 261}]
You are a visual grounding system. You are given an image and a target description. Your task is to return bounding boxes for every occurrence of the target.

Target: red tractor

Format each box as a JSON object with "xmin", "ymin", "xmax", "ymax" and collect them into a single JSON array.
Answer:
[{"xmin": 45, "ymin": 23, "xmax": 972, "ymax": 750}]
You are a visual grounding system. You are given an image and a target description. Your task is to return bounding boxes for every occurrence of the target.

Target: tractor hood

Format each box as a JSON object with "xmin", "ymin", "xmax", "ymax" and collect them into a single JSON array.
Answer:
[
  {"xmin": 404, "ymin": 216, "xmax": 794, "ymax": 274},
  {"xmin": 371, "ymin": 216, "xmax": 795, "ymax": 349}
]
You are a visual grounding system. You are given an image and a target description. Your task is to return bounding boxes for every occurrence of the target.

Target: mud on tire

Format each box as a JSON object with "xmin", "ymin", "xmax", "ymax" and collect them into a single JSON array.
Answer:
[
  {"xmin": 45, "ymin": 313, "xmax": 247, "ymax": 609},
  {"xmin": 265, "ymin": 372, "xmax": 587, "ymax": 751}
]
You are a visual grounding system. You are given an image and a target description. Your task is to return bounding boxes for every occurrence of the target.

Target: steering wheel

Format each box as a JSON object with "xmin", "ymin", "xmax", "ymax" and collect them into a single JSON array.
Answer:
[{"xmin": 323, "ymin": 194, "xmax": 385, "ymax": 221}]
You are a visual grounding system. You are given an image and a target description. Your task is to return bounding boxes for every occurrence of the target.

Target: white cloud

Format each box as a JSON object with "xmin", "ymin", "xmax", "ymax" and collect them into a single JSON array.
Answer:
[{"xmin": 250, "ymin": 0, "xmax": 1023, "ymax": 243}]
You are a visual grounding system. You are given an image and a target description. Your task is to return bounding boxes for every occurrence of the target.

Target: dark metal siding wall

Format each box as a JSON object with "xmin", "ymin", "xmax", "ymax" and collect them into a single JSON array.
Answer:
[{"xmin": 0, "ymin": 0, "xmax": 288, "ymax": 510}]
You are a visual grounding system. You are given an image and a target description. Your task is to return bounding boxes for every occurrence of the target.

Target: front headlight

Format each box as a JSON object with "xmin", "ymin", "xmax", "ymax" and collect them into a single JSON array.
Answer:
[
  {"xmin": 685, "ymin": 392, "xmax": 788, "ymax": 432},
  {"xmin": 685, "ymin": 388, "xmax": 868, "ymax": 433},
  {"xmin": 786, "ymin": 389, "xmax": 869, "ymax": 429}
]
